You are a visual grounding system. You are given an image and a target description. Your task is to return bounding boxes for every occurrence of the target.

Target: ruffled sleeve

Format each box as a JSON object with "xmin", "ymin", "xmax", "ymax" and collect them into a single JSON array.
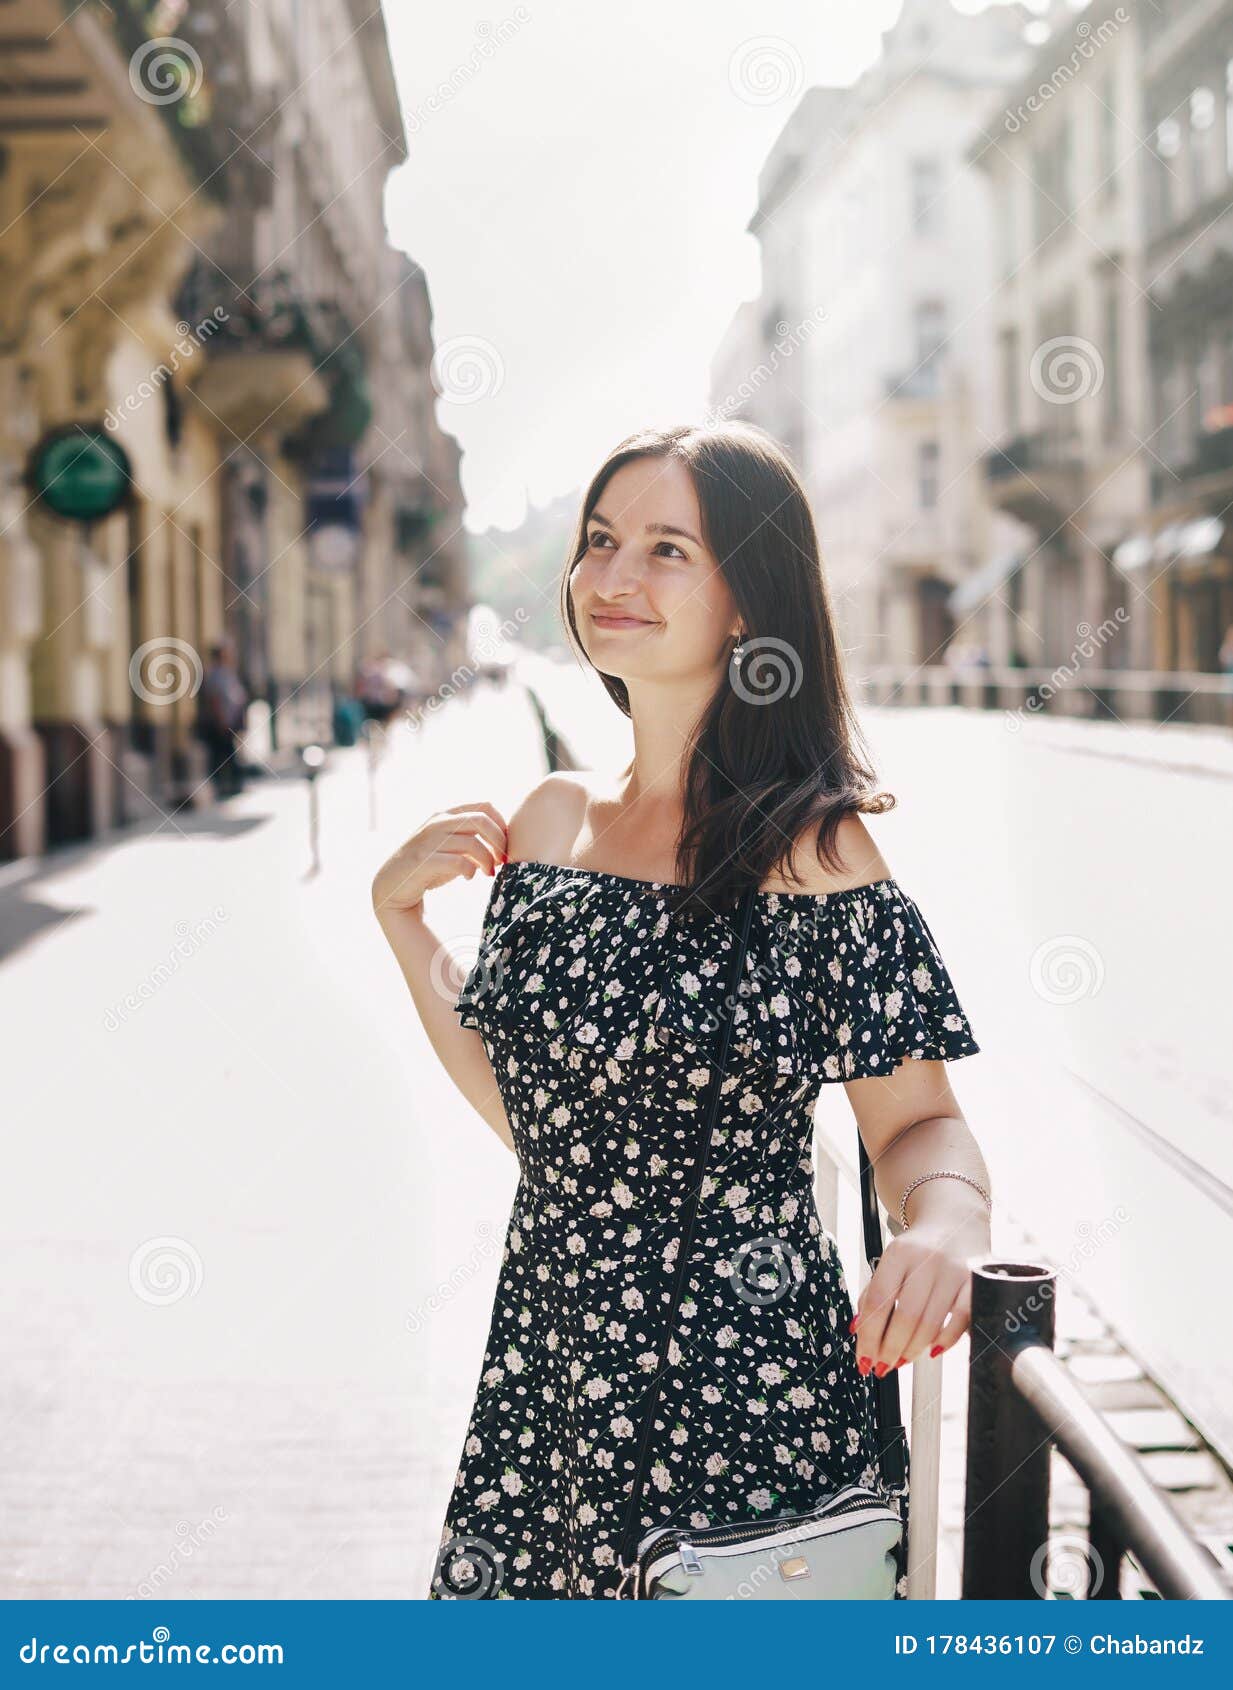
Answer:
[
  {"xmin": 762, "ymin": 881, "xmax": 981, "ymax": 1084},
  {"xmin": 749, "ymin": 878, "xmax": 979, "ymax": 1088}
]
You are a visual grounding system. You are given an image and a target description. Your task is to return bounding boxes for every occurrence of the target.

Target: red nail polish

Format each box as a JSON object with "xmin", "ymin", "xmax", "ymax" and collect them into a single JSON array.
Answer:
[
  {"xmin": 929, "ymin": 1344, "xmax": 943, "ymax": 1358},
  {"xmin": 873, "ymin": 1362, "xmax": 890, "ymax": 1378},
  {"xmin": 857, "ymin": 1355, "xmax": 872, "ymax": 1375},
  {"xmin": 848, "ymin": 1316, "xmax": 859, "ymax": 1334},
  {"xmin": 895, "ymin": 1357, "xmax": 907, "ymax": 1369}
]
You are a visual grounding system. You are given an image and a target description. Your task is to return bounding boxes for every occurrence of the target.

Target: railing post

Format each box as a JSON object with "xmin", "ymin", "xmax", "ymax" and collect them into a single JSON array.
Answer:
[{"xmin": 962, "ymin": 1260, "xmax": 1056, "ymax": 1599}]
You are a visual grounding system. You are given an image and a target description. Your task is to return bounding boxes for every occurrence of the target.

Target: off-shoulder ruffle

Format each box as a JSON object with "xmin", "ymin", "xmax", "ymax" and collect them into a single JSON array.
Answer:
[{"xmin": 452, "ymin": 862, "xmax": 980, "ymax": 1086}]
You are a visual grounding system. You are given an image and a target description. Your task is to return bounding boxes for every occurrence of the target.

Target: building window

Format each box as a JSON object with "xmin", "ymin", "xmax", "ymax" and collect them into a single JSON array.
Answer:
[
  {"xmin": 1198, "ymin": 334, "xmax": 1223, "ymax": 430},
  {"xmin": 1190, "ymin": 85, "xmax": 1219, "ymax": 202},
  {"xmin": 995, "ymin": 185, "xmax": 1015, "ymax": 278},
  {"xmin": 914, "ymin": 299, "xmax": 947, "ymax": 368},
  {"xmin": 918, "ymin": 440, "xmax": 940, "ymax": 509},
  {"xmin": 1101, "ymin": 274, "xmax": 1122, "ymax": 442},
  {"xmin": 1100, "ymin": 76, "xmax": 1118, "ymax": 193},
  {"xmin": 999, "ymin": 326, "xmax": 1021, "ymax": 433},
  {"xmin": 910, "ymin": 157, "xmax": 942, "ymax": 232},
  {"xmin": 1032, "ymin": 119, "xmax": 1072, "ymax": 244}
]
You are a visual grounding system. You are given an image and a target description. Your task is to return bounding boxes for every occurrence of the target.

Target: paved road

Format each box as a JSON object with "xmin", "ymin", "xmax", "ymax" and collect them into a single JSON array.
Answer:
[
  {"xmin": 0, "ymin": 680, "xmax": 544, "ymax": 1599},
  {"xmin": 2, "ymin": 674, "xmax": 1229, "ymax": 1599}
]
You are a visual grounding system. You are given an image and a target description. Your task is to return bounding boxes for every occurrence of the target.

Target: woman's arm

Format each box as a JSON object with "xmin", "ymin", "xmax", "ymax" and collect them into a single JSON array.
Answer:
[
  {"xmin": 370, "ymin": 776, "xmax": 589, "ymax": 1154},
  {"xmin": 842, "ymin": 1059, "xmax": 992, "ymax": 1373},
  {"xmin": 374, "ymin": 899, "xmax": 514, "ymax": 1152},
  {"xmin": 371, "ymin": 800, "xmax": 514, "ymax": 1152}
]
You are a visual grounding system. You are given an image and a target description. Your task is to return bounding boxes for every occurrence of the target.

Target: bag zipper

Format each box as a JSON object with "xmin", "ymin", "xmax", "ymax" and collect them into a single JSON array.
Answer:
[
  {"xmin": 637, "ymin": 1488, "xmax": 892, "ymax": 1562},
  {"xmin": 634, "ymin": 1488, "xmax": 900, "ymax": 1592},
  {"xmin": 613, "ymin": 888, "xmax": 758, "ymax": 1592}
]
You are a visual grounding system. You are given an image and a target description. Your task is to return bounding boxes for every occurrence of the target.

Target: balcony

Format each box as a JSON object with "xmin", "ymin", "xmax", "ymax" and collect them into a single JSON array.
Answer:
[
  {"xmin": 982, "ymin": 429, "xmax": 1085, "ymax": 528},
  {"xmin": 1149, "ymin": 422, "xmax": 1233, "ymax": 508},
  {"xmin": 176, "ymin": 264, "xmax": 371, "ymax": 447},
  {"xmin": 105, "ymin": 0, "xmax": 233, "ymax": 191}
]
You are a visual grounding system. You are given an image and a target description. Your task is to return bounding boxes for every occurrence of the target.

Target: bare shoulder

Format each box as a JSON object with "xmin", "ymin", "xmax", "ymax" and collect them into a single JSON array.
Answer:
[
  {"xmin": 764, "ymin": 813, "xmax": 893, "ymax": 895},
  {"xmin": 503, "ymin": 771, "xmax": 592, "ymax": 865}
]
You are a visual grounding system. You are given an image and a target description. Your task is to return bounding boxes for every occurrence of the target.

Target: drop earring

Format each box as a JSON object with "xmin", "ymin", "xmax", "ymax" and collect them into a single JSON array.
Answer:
[{"xmin": 732, "ymin": 631, "xmax": 747, "ymax": 663}]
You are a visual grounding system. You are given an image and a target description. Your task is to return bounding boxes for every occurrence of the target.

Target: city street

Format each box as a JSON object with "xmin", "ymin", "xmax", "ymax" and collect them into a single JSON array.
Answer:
[{"xmin": 3, "ymin": 673, "xmax": 1231, "ymax": 1599}]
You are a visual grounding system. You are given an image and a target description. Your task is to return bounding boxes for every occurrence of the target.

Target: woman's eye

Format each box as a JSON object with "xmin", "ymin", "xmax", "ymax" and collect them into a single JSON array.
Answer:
[
  {"xmin": 655, "ymin": 543, "xmax": 686, "ymax": 560},
  {"xmin": 587, "ymin": 532, "xmax": 613, "ymax": 550}
]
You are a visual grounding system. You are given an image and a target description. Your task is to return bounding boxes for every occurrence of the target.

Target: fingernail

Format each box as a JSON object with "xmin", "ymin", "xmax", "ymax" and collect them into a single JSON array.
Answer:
[
  {"xmin": 848, "ymin": 1316, "xmax": 859, "ymax": 1334},
  {"xmin": 895, "ymin": 1356, "xmax": 907, "ymax": 1369},
  {"xmin": 873, "ymin": 1362, "xmax": 890, "ymax": 1379},
  {"xmin": 929, "ymin": 1344, "xmax": 943, "ymax": 1358},
  {"xmin": 857, "ymin": 1355, "xmax": 873, "ymax": 1375}
]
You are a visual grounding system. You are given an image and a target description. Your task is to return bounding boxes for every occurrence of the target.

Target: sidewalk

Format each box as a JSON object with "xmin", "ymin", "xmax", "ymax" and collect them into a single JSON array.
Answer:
[{"xmin": 0, "ymin": 678, "xmax": 549, "ymax": 1599}]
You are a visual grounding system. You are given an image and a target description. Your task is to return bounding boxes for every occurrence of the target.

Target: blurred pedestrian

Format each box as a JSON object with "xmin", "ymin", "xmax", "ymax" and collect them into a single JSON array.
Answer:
[
  {"xmin": 198, "ymin": 637, "xmax": 249, "ymax": 798},
  {"xmin": 356, "ymin": 651, "xmax": 403, "ymax": 725}
]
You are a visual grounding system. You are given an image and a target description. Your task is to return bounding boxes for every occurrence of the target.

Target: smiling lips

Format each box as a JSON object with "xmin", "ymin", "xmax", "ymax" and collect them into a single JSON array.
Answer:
[{"xmin": 589, "ymin": 610, "xmax": 656, "ymax": 629}]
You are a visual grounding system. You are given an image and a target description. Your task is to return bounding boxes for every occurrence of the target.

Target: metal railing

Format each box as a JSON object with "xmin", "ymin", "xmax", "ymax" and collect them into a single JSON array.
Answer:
[
  {"xmin": 862, "ymin": 665, "xmax": 1233, "ymax": 730},
  {"xmin": 962, "ymin": 1260, "xmax": 1231, "ymax": 1601}
]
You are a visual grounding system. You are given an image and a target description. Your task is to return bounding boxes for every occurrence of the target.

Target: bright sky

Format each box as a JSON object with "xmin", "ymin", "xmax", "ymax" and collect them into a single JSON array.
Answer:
[{"xmin": 381, "ymin": 0, "xmax": 1052, "ymax": 533}]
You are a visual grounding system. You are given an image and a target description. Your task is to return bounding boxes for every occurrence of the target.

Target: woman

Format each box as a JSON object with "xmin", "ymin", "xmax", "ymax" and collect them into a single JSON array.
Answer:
[{"xmin": 372, "ymin": 422, "xmax": 992, "ymax": 1600}]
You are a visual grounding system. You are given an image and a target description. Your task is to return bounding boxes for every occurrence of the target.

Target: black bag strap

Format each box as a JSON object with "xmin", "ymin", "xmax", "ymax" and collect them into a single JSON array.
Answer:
[{"xmin": 858, "ymin": 1133, "xmax": 908, "ymax": 1492}]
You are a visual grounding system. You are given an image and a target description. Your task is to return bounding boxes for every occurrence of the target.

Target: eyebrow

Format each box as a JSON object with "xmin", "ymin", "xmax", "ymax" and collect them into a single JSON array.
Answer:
[{"xmin": 589, "ymin": 510, "xmax": 702, "ymax": 547}]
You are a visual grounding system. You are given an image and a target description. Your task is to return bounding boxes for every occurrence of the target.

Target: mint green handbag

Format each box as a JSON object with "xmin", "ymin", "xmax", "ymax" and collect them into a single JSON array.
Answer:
[{"xmin": 629, "ymin": 1484, "xmax": 903, "ymax": 1600}]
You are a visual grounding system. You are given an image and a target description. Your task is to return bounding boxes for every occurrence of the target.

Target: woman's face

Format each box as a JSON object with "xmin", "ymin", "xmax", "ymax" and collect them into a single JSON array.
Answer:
[{"xmin": 570, "ymin": 455, "xmax": 741, "ymax": 685}]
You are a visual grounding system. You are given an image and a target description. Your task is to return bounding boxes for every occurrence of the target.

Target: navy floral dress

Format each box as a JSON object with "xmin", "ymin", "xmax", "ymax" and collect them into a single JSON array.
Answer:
[{"xmin": 427, "ymin": 858, "xmax": 980, "ymax": 1599}]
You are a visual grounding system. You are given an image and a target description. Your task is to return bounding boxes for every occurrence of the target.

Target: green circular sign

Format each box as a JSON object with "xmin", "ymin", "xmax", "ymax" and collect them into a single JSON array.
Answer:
[{"xmin": 29, "ymin": 426, "xmax": 132, "ymax": 522}]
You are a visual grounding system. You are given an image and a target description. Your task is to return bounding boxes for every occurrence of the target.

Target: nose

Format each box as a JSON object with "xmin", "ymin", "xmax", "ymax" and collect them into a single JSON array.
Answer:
[{"xmin": 593, "ymin": 539, "xmax": 646, "ymax": 600}]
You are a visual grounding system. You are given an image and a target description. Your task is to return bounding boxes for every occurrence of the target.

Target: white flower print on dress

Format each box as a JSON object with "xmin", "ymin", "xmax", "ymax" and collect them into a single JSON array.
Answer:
[{"xmin": 431, "ymin": 860, "xmax": 979, "ymax": 1598}]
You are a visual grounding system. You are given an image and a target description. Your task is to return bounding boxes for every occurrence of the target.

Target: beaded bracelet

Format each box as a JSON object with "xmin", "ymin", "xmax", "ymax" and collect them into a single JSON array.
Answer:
[{"xmin": 898, "ymin": 1169, "xmax": 992, "ymax": 1231}]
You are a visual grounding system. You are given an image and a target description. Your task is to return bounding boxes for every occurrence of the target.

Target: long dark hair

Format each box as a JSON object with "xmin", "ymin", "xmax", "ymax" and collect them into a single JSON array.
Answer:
[{"xmin": 560, "ymin": 421, "xmax": 895, "ymax": 920}]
